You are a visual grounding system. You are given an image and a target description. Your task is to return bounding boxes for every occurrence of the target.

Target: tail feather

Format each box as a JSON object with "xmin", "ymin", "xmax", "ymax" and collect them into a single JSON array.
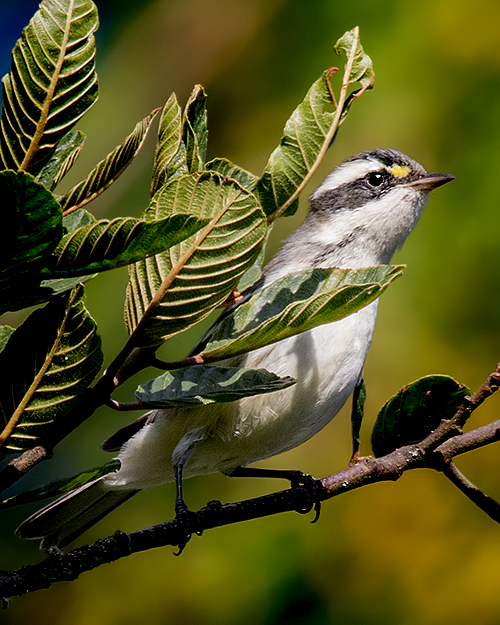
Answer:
[{"xmin": 16, "ymin": 478, "xmax": 138, "ymax": 549}]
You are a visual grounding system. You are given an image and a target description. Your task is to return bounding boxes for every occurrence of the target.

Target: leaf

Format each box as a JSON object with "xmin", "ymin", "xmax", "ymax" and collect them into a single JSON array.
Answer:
[
  {"xmin": 333, "ymin": 26, "xmax": 375, "ymax": 92},
  {"xmin": 4, "ymin": 276, "xmax": 95, "ymax": 313},
  {"xmin": 371, "ymin": 375, "xmax": 470, "ymax": 458},
  {"xmin": 206, "ymin": 157, "xmax": 258, "ymax": 189},
  {"xmin": 135, "ymin": 365, "xmax": 295, "ymax": 408},
  {"xmin": 0, "ymin": 327, "xmax": 15, "ymax": 354},
  {"xmin": 150, "ymin": 93, "xmax": 183, "ymax": 196},
  {"xmin": 35, "ymin": 130, "xmax": 86, "ymax": 191},
  {"xmin": 43, "ymin": 212, "xmax": 211, "ymax": 278},
  {"xmin": 125, "ymin": 171, "xmax": 267, "ymax": 347},
  {"xmin": 59, "ymin": 110, "xmax": 159, "ymax": 213},
  {"xmin": 0, "ymin": 0, "xmax": 99, "ymax": 174},
  {"xmin": 236, "ymin": 226, "xmax": 272, "ymax": 293},
  {"xmin": 0, "ymin": 460, "xmax": 121, "ymax": 509},
  {"xmin": 151, "ymin": 85, "xmax": 208, "ymax": 185},
  {"xmin": 183, "ymin": 85, "xmax": 208, "ymax": 172},
  {"xmin": 0, "ymin": 285, "xmax": 103, "ymax": 453},
  {"xmin": 200, "ymin": 265, "xmax": 404, "ymax": 361},
  {"xmin": 254, "ymin": 27, "xmax": 374, "ymax": 221},
  {"xmin": 0, "ymin": 170, "xmax": 63, "ymax": 311}
]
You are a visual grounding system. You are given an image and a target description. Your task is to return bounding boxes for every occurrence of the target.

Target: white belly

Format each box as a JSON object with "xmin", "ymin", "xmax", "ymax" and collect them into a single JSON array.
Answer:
[{"xmin": 106, "ymin": 302, "xmax": 378, "ymax": 490}]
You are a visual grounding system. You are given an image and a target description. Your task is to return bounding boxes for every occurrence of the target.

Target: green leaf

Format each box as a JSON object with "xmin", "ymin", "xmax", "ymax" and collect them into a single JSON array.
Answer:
[
  {"xmin": 254, "ymin": 27, "xmax": 373, "ymax": 221},
  {"xmin": 206, "ymin": 157, "xmax": 258, "ymax": 189},
  {"xmin": 150, "ymin": 93, "xmax": 183, "ymax": 196},
  {"xmin": 236, "ymin": 226, "xmax": 272, "ymax": 293},
  {"xmin": 0, "ymin": 327, "xmax": 15, "ymax": 354},
  {"xmin": 151, "ymin": 85, "xmax": 208, "ymax": 185},
  {"xmin": 183, "ymin": 84, "xmax": 208, "ymax": 173},
  {"xmin": 135, "ymin": 365, "xmax": 296, "ymax": 408},
  {"xmin": 201, "ymin": 265, "xmax": 403, "ymax": 361},
  {"xmin": 4, "ymin": 276, "xmax": 95, "ymax": 313},
  {"xmin": 333, "ymin": 26, "xmax": 375, "ymax": 92},
  {"xmin": 0, "ymin": 0, "xmax": 99, "ymax": 174},
  {"xmin": 35, "ymin": 130, "xmax": 86, "ymax": 191},
  {"xmin": 59, "ymin": 110, "xmax": 159, "ymax": 212},
  {"xmin": 1, "ymin": 460, "xmax": 121, "ymax": 509},
  {"xmin": 0, "ymin": 285, "xmax": 103, "ymax": 453},
  {"xmin": 252, "ymin": 71, "xmax": 336, "ymax": 218},
  {"xmin": 44, "ymin": 213, "xmax": 211, "ymax": 278},
  {"xmin": 0, "ymin": 170, "xmax": 63, "ymax": 311},
  {"xmin": 371, "ymin": 375, "xmax": 470, "ymax": 458},
  {"xmin": 125, "ymin": 171, "xmax": 267, "ymax": 347}
]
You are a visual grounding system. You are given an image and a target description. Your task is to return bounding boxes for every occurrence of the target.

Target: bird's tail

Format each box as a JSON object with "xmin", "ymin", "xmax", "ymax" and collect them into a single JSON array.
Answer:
[{"xmin": 16, "ymin": 478, "xmax": 139, "ymax": 550}]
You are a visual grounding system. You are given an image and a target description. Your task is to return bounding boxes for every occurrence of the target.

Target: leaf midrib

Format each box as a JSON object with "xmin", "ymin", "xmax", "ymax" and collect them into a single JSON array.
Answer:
[
  {"xmin": 0, "ymin": 285, "xmax": 81, "ymax": 449},
  {"xmin": 19, "ymin": 0, "xmax": 76, "ymax": 171}
]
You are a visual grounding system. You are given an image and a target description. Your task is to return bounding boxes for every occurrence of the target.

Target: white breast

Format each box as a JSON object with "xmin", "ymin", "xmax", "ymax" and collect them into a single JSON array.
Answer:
[{"xmin": 105, "ymin": 301, "xmax": 378, "ymax": 490}]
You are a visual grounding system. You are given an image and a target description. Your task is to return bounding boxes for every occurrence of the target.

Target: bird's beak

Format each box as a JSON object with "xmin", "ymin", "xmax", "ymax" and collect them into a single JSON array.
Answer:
[{"xmin": 406, "ymin": 172, "xmax": 455, "ymax": 192}]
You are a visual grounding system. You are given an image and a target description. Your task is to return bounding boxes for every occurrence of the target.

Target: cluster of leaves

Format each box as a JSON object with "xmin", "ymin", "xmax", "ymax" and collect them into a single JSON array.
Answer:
[
  {"xmin": 0, "ymin": 0, "xmax": 383, "ymax": 462},
  {"xmin": 0, "ymin": 0, "xmax": 471, "ymax": 520}
]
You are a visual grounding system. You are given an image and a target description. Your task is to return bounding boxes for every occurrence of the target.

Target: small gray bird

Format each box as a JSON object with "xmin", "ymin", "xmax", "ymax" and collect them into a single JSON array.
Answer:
[{"xmin": 17, "ymin": 149, "xmax": 454, "ymax": 549}]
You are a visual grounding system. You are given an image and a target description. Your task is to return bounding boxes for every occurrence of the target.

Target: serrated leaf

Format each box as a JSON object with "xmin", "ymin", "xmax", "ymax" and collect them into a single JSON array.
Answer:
[
  {"xmin": 43, "ymin": 213, "xmax": 210, "ymax": 278},
  {"xmin": 200, "ymin": 265, "xmax": 403, "ymax": 361},
  {"xmin": 0, "ymin": 170, "xmax": 63, "ymax": 311},
  {"xmin": 0, "ymin": 460, "xmax": 120, "ymax": 509},
  {"xmin": 59, "ymin": 110, "xmax": 159, "ymax": 213},
  {"xmin": 0, "ymin": 284, "xmax": 103, "ymax": 453},
  {"xmin": 35, "ymin": 130, "xmax": 86, "ymax": 191},
  {"xmin": 206, "ymin": 157, "xmax": 258, "ymax": 189},
  {"xmin": 150, "ymin": 93, "xmax": 183, "ymax": 196},
  {"xmin": 254, "ymin": 27, "xmax": 373, "ymax": 220},
  {"xmin": 371, "ymin": 375, "xmax": 470, "ymax": 458},
  {"xmin": 0, "ymin": 0, "xmax": 99, "ymax": 174},
  {"xmin": 135, "ymin": 365, "xmax": 296, "ymax": 408},
  {"xmin": 333, "ymin": 26, "xmax": 375, "ymax": 92},
  {"xmin": 125, "ymin": 171, "xmax": 267, "ymax": 347}
]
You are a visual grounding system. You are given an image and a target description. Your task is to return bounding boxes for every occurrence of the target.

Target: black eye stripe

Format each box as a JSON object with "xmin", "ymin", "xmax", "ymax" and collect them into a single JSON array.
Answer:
[{"xmin": 311, "ymin": 167, "xmax": 405, "ymax": 214}]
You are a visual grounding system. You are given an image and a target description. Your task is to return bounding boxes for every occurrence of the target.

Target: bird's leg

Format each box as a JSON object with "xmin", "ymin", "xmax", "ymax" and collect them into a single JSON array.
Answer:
[
  {"xmin": 173, "ymin": 462, "xmax": 202, "ymax": 555},
  {"xmin": 228, "ymin": 466, "xmax": 324, "ymax": 522},
  {"xmin": 349, "ymin": 377, "xmax": 366, "ymax": 465}
]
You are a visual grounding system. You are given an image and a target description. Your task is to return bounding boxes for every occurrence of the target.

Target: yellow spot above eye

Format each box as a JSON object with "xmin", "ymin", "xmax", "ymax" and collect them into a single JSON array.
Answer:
[{"xmin": 388, "ymin": 165, "xmax": 411, "ymax": 178}]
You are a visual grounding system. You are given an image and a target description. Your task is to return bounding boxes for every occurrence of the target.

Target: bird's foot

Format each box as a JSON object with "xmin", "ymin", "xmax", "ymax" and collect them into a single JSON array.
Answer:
[
  {"xmin": 288, "ymin": 471, "xmax": 325, "ymax": 523},
  {"xmin": 173, "ymin": 501, "xmax": 203, "ymax": 556}
]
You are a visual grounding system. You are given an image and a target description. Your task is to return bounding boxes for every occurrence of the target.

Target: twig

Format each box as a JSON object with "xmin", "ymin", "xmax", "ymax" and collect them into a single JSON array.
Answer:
[
  {"xmin": 440, "ymin": 461, "xmax": 500, "ymax": 523},
  {"xmin": 0, "ymin": 447, "xmax": 52, "ymax": 494}
]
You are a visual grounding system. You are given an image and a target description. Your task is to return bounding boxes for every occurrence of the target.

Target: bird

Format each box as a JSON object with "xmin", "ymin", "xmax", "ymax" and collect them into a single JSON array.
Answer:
[{"xmin": 16, "ymin": 148, "xmax": 454, "ymax": 549}]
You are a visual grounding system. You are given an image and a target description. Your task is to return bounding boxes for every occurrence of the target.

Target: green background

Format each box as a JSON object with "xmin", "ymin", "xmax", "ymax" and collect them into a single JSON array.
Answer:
[{"xmin": 2, "ymin": 0, "xmax": 500, "ymax": 623}]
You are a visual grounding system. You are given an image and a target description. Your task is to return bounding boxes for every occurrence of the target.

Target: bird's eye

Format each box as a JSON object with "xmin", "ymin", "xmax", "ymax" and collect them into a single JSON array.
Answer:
[{"xmin": 367, "ymin": 172, "xmax": 384, "ymax": 187}]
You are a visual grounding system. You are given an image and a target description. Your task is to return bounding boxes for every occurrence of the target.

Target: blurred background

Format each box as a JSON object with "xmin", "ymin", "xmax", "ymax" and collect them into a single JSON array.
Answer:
[{"xmin": 2, "ymin": 0, "xmax": 500, "ymax": 623}]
